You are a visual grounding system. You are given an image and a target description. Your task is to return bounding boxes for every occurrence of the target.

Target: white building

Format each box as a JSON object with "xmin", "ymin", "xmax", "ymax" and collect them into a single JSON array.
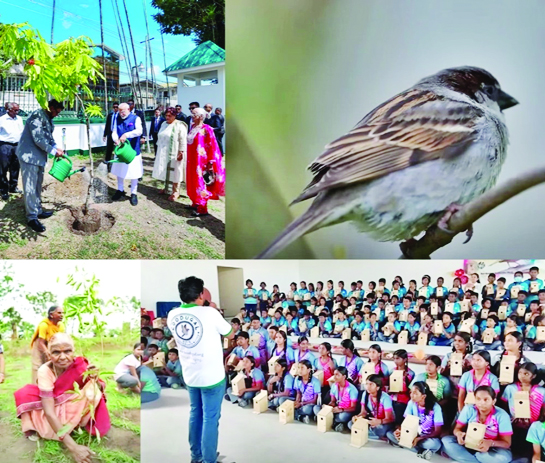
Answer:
[{"xmin": 163, "ymin": 40, "xmax": 225, "ymax": 112}]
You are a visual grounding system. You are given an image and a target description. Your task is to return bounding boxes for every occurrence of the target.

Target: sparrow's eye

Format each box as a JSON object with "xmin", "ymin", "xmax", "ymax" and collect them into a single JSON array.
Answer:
[{"xmin": 483, "ymin": 85, "xmax": 497, "ymax": 98}]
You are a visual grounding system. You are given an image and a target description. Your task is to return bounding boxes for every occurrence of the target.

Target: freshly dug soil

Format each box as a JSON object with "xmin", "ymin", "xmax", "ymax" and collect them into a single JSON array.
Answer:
[{"xmin": 69, "ymin": 206, "xmax": 116, "ymax": 235}]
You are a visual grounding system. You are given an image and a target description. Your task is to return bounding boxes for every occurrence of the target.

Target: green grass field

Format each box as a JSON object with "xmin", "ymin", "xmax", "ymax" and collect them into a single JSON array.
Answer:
[{"xmin": 0, "ymin": 336, "xmax": 140, "ymax": 463}]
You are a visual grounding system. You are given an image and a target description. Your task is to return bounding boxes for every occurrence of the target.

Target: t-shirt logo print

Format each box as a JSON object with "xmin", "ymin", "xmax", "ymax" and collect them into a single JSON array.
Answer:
[{"xmin": 173, "ymin": 313, "xmax": 204, "ymax": 348}]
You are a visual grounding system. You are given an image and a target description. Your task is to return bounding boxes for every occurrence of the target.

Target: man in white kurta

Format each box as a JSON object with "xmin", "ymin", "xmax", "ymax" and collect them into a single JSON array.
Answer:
[{"xmin": 111, "ymin": 103, "xmax": 143, "ymax": 206}]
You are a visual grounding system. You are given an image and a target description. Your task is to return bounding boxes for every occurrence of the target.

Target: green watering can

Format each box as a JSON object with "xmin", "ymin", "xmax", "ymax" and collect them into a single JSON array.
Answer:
[
  {"xmin": 49, "ymin": 155, "xmax": 86, "ymax": 182},
  {"xmin": 109, "ymin": 140, "xmax": 136, "ymax": 164}
]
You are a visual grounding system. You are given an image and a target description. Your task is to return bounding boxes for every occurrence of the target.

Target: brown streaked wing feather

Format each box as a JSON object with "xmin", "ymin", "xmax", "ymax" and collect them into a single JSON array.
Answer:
[{"xmin": 293, "ymin": 90, "xmax": 481, "ymax": 204}]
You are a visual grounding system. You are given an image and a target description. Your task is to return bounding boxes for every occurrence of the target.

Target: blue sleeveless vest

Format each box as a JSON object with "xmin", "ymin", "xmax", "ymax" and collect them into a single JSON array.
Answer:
[{"xmin": 116, "ymin": 113, "xmax": 141, "ymax": 155}]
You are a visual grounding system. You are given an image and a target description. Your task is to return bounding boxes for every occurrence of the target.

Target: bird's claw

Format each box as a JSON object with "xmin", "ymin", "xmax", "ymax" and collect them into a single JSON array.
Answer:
[
  {"xmin": 463, "ymin": 224, "xmax": 474, "ymax": 244},
  {"xmin": 437, "ymin": 204, "xmax": 473, "ymax": 243}
]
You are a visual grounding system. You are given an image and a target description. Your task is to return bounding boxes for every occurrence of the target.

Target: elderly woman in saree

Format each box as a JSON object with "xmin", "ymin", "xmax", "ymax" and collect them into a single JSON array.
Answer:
[
  {"xmin": 185, "ymin": 107, "xmax": 225, "ymax": 217},
  {"xmin": 151, "ymin": 106, "xmax": 188, "ymax": 202},
  {"xmin": 14, "ymin": 333, "xmax": 111, "ymax": 463}
]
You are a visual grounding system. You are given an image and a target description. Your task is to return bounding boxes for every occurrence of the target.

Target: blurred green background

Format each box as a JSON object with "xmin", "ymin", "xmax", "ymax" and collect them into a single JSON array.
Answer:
[{"xmin": 226, "ymin": 0, "xmax": 545, "ymax": 259}]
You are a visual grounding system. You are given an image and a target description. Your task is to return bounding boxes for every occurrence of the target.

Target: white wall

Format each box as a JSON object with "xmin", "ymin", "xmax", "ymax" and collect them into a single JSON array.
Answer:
[{"xmin": 176, "ymin": 65, "xmax": 225, "ymax": 111}]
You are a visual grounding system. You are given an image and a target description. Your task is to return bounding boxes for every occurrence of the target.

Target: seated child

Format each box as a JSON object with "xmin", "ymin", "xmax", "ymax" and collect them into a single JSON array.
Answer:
[
  {"xmin": 365, "ymin": 344, "xmax": 390, "ymax": 380},
  {"xmin": 474, "ymin": 315, "xmax": 502, "ymax": 350},
  {"xmin": 351, "ymin": 311, "xmax": 367, "ymax": 339},
  {"xmin": 152, "ymin": 328, "xmax": 169, "ymax": 353},
  {"xmin": 225, "ymin": 355, "xmax": 265, "ymax": 407},
  {"xmin": 317, "ymin": 312, "xmax": 333, "ymax": 337},
  {"xmin": 332, "ymin": 310, "xmax": 350, "ymax": 338},
  {"xmin": 442, "ymin": 386, "xmax": 513, "ymax": 463},
  {"xmin": 502, "ymin": 362, "xmax": 545, "ymax": 461},
  {"xmin": 228, "ymin": 332, "xmax": 261, "ymax": 369},
  {"xmin": 411, "ymin": 355, "xmax": 452, "ymax": 405},
  {"xmin": 404, "ymin": 311, "xmax": 421, "ymax": 344},
  {"xmin": 348, "ymin": 374, "xmax": 395, "ymax": 438},
  {"xmin": 377, "ymin": 312, "xmax": 401, "ymax": 343},
  {"xmin": 389, "ymin": 349, "xmax": 415, "ymax": 425},
  {"xmin": 364, "ymin": 312, "xmax": 380, "ymax": 341},
  {"xmin": 525, "ymin": 315, "xmax": 545, "ymax": 352},
  {"xmin": 429, "ymin": 312, "xmax": 456, "ymax": 346},
  {"xmin": 285, "ymin": 312, "xmax": 299, "ymax": 336},
  {"xmin": 267, "ymin": 358, "xmax": 295, "ymax": 410},
  {"xmin": 293, "ymin": 360, "xmax": 321, "ymax": 424},
  {"xmin": 259, "ymin": 309, "xmax": 272, "ymax": 329},
  {"xmin": 457, "ymin": 350, "xmax": 500, "ymax": 412},
  {"xmin": 156, "ymin": 348, "xmax": 183, "ymax": 388},
  {"xmin": 386, "ymin": 382, "xmax": 444, "ymax": 459},
  {"xmin": 313, "ymin": 366, "xmax": 358, "ymax": 432},
  {"xmin": 270, "ymin": 310, "xmax": 287, "ymax": 328}
]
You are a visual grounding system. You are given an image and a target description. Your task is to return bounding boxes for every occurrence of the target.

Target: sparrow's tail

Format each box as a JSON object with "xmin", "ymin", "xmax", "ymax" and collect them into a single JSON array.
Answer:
[{"xmin": 256, "ymin": 209, "xmax": 324, "ymax": 259}]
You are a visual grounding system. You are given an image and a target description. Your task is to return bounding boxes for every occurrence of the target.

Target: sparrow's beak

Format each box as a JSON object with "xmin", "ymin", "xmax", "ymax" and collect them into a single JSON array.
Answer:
[{"xmin": 497, "ymin": 90, "xmax": 519, "ymax": 111}]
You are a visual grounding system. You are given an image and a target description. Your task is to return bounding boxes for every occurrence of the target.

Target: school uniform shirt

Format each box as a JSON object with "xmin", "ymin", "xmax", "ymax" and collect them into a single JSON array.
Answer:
[
  {"xmin": 248, "ymin": 327, "xmax": 269, "ymax": 349},
  {"xmin": 410, "ymin": 373, "xmax": 451, "ymax": 400},
  {"xmin": 313, "ymin": 356, "xmax": 337, "ymax": 383},
  {"xmin": 458, "ymin": 370, "xmax": 500, "ymax": 394},
  {"xmin": 527, "ymin": 326, "xmax": 539, "ymax": 340},
  {"xmin": 526, "ymin": 421, "xmax": 545, "ymax": 455},
  {"xmin": 233, "ymin": 345, "xmax": 261, "ymax": 362},
  {"xmin": 450, "ymin": 287, "xmax": 465, "ymax": 300},
  {"xmin": 257, "ymin": 289, "xmax": 270, "ymax": 301},
  {"xmin": 296, "ymin": 288, "xmax": 310, "ymax": 303},
  {"xmin": 364, "ymin": 321, "xmax": 380, "ymax": 332},
  {"xmin": 502, "ymin": 383, "xmax": 545, "ymax": 422},
  {"xmin": 167, "ymin": 303, "xmax": 232, "ymax": 388},
  {"xmin": 440, "ymin": 352, "xmax": 472, "ymax": 377},
  {"xmin": 273, "ymin": 372, "xmax": 296, "ymax": 397},
  {"xmin": 457, "ymin": 405, "xmax": 513, "ymax": 440},
  {"xmin": 525, "ymin": 279, "xmax": 544, "ymax": 301},
  {"xmin": 404, "ymin": 400, "xmax": 444, "ymax": 436},
  {"xmin": 391, "ymin": 287, "xmax": 407, "ymax": 298},
  {"xmin": 508, "ymin": 281, "xmax": 529, "ymax": 301},
  {"xmin": 417, "ymin": 286, "xmax": 434, "ymax": 301},
  {"xmin": 330, "ymin": 381, "xmax": 359, "ymax": 408},
  {"xmin": 293, "ymin": 349, "xmax": 316, "ymax": 364},
  {"xmin": 318, "ymin": 320, "xmax": 333, "ymax": 333},
  {"xmin": 271, "ymin": 346, "xmax": 296, "ymax": 364},
  {"xmin": 494, "ymin": 287, "xmax": 509, "ymax": 301},
  {"xmin": 352, "ymin": 321, "xmax": 366, "ymax": 334},
  {"xmin": 166, "ymin": 359, "xmax": 183, "ymax": 377},
  {"xmin": 271, "ymin": 316, "xmax": 287, "ymax": 327},
  {"xmin": 384, "ymin": 321, "xmax": 402, "ymax": 333},
  {"xmin": 295, "ymin": 376, "xmax": 322, "ymax": 402},
  {"xmin": 301, "ymin": 317, "xmax": 316, "ymax": 330},
  {"xmin": 286, "ymin": 318, "xmax": 299, "ymax": 333},
  {"xmin": 434, "ymin": 322, "xmax": 456, "ymax": 341},
  {"xmin": 444, "ymin": 301, "xmax": 461, "ymax": 314},
  {"xmin": 247, "ymin": 368, "xmax": 265, "ymax": 388},
  {"xmin": 348, "ymin": 290, "xmax": 363, "ymax": 301},
  {"xmin": 260, "ymin": 316, "xmax": 272, "ymax": 328},
  {"xmin": 509, "ymin": 300, "xmax": 528, "ymax": 316},
  {"xmin": 360, "ymin": 392, "xmax": 394, "ymax": 419},
  {"xmin": 243, "ymin": 288, "xmax": 258, "ymax": 305},
  {"xmin": 389, "ymin": 368, "xmax": 415, "ymax": 404},
  {"xmin": 404, "ymin": 321, "xmax": 420, "ymax": 338},
  {"xmin": 433, "ymin": 286, "xmax": 448, "ymax": 298},
  {"xmin": 335, "ymin": 319, "xmax": 350, "ymax": 331},
  {"xmin": 333, "ymin": 288, "xmax": 348, "ymax": 298},
  {"xmin": 368, "ymin": 360, "xmax": 390, "ymax": 378},
  {"xmin": 482, "ymin": 283, "xmax": 497, "ymax": 299},
  {"xmin": 339, "ymin": 355, "xmax": 364, "ymax": 383}
]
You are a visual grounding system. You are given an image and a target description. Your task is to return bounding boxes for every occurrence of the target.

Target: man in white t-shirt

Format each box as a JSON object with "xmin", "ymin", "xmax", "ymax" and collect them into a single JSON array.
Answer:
[{"xmin": 167, "ymin": 276, "xmax": 234, "ymax": 463}]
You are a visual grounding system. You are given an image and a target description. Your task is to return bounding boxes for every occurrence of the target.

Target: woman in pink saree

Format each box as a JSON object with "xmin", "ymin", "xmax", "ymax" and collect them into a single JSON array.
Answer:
[
  {"xmin": 14, "ymin": 333, "xmax": 111, "ymax": 463},
  {"xmin": 185, "ymin": 107, "xmax": 225, "ymax": 216}
]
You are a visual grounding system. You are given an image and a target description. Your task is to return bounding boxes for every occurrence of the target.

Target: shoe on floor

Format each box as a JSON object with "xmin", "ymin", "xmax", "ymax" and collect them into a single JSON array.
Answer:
[
  {"xmin": 112, "ymin": 190, "xmax": 125, "ymax": 201},
  {"xmin": 38, "ymin": 211, "xmax": 53, "ymax": 219},
  {"xmin": 302, "ymin": 415, "xmax": 310, "ymax": 424},
  {"xmin": 1, "ymin": 193, "xmax": 8, "ymax": 200},
  {"xmin": 334, "ymin": 423, "xmax": 345, "ymax": 433},
  {"xmin": 238, "ymin": 399, "xmax": 248, "ymax": 408},
  {"xmin": 417, "ymin": 450, "xmax": 433, "ymax": 460},
  {"xmin": 9, "ymin": 188, "xmax": 22, "ymax": 194},
  {"xmin": 27, "ymin": 219, "xmax": 45, "ymax": 232},
  {"xmin": 224, "ymin": 394, "xmax": 231, "ymax": 402},
  {"xmin": 130, "ymin": 194, "xmax": 138, "ymax": 206},
  {"xmin": 192, "ymin": 210, "xmax": 209, "ymax": 217}
]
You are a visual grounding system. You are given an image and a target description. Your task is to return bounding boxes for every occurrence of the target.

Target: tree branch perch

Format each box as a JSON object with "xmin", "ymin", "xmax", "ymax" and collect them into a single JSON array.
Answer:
[{"xmin": 399, "ymin": 166, "xmax": 545, "ymax": 259}]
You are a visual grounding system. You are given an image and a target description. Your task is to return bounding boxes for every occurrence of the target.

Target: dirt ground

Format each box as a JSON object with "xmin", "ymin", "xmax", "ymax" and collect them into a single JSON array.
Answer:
[{"xmin": 0, "ymin": 151, "xmax": 225, "ymax": 259}]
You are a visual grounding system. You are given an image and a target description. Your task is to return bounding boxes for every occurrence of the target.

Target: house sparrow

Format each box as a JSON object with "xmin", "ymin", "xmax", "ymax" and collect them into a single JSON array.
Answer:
[{"xmin": 258, "ymin": 66, "xmax": 518, "ymax": 258}]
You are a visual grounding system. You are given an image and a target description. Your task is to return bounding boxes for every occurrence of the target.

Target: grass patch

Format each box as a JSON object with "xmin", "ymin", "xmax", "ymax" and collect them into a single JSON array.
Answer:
[{"xmin": 0, "ymin": 336, "xmax": 140, "ymax": 462}]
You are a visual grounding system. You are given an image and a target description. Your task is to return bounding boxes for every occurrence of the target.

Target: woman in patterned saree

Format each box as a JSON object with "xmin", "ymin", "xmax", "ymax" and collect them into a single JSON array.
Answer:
[
  {"xmin": 14, "ymin": 333, "xmax": 111, "ymax": 463},
  {"xmin": 185, "ymin": 107, "xmax": 225, "ymax": 217}
]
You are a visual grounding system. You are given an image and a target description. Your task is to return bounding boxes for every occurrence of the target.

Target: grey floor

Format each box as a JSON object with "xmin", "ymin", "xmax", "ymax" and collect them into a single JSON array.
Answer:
[{"xmin": 141, "ymin": 388, "xmax": 445, "ymax": 463}]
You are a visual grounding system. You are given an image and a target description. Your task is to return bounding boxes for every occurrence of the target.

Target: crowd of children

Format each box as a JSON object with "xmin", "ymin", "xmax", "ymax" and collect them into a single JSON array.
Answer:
[
  {"xmin": 140, "ymin": 314, "xmax": 184, "ymax": 390},
  {"xmin": 223, "ymin": 270, "xmax": 545, "ymax": 462}
]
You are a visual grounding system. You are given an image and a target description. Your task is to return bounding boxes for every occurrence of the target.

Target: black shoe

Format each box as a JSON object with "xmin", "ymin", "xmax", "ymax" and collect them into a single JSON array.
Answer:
[
  {"xmin": 184, "ymin": 204, "xmax": 197, "ymax": 210},
  {"xmin": 130, "ymin": 194, "xmax": 138, "ymax": 206},
  {"xmin": 1, "ymin": 193, "xmax": 8, "ymax": 201},
  {"xmin": 38, "ymin": 211, "xmax": 53, "ymax": 219},
  {"xmin": 9, "ymin": 188, "xmax": 22, "ymax": 194},
  {"xmin": 28, "ymin": 219, "xmax": 46, "ymax": 232},
  {"xmin": 112, "ymin": 190, "xmax": 125, "ymax": 201}
]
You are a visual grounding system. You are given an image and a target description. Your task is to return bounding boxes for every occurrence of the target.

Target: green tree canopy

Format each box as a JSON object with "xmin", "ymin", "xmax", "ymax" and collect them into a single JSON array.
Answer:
[{"xmin": 152, "ymin": 0, "xmax": 225, "ymax": 49}]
